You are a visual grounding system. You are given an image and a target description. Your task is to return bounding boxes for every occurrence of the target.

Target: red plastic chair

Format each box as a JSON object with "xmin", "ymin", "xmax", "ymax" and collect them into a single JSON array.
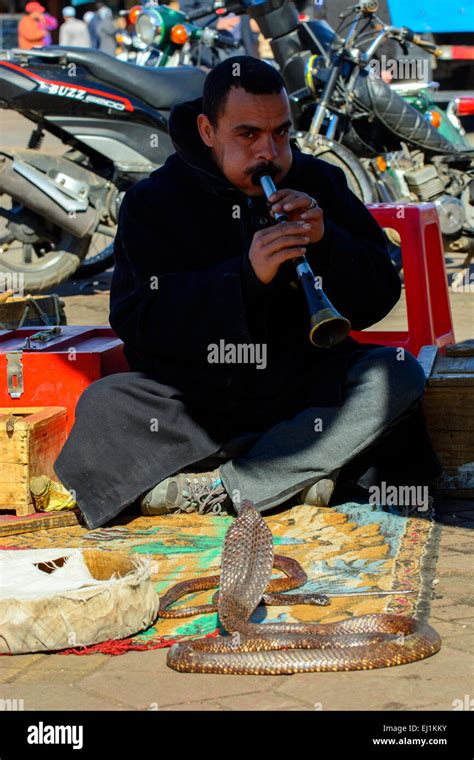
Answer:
[{"xmin": 350, "ymin": 202, "xmax": 455, "ymax": 356}]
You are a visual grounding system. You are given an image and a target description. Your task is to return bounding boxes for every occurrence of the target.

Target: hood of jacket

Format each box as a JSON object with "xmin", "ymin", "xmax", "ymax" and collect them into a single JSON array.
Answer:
[{"xmin": 168, "ymin": 95, "xmax": 303, "ymax": 198}]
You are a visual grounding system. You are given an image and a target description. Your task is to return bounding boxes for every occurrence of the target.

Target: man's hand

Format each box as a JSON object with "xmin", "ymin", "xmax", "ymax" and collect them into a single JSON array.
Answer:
[
  {"xmin": 248, "ymin": 221, "xmax": 312, "ymax": 285},
  {"xmin": 268, "ymin": 189, "xmax": 324, "ymax": 244}
]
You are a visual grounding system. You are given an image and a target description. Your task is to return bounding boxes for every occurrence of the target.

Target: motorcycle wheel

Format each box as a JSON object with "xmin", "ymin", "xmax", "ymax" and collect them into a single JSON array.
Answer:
[
  {"xmin": 74, "ymin": 238, "xmax": 115, "ymax": 280},
  {"xmin": 0, "ymin": 196, "xmax": 116, "ymax": 291},
  {"xmin": 296, "ymin": 135, "xmax": 377, "ymax": 203},
  {"xmin": 0, "ymin": 227, "xmax": 90, "ymax": 293}
]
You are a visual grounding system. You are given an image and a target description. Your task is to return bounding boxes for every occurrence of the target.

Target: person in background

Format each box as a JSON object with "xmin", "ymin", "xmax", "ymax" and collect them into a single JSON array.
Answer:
[
  {"xmin": 18, "ymin": 2, "xmax": 47, "ymax": 49},
  {"xmin": 87, "ymin": 2, "xmax": 105, "ymax": 49},
  {"xmin": 83, "ymin": 7, "xmax": 97, "ymax": 50},
  {"xmin": 215, "ymin": 14, "xmax": 261, "ymax": 58},
  {"xmin": 83, "ymin": 11, "xmax": 95, "ymax": 29},
  {"xmin": 96, "ymin": 5, "xmax": 117, "ymax": 56},
  {"xmin": 59, "ymin": 6, "xmax": 91, "ymax": 47},
  {"xmin": 42, "ymin": 7, "xmax": 58, "ymax": 46}
]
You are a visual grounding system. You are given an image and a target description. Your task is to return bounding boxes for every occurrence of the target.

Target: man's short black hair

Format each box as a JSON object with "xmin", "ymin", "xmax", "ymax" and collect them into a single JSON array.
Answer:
[{"xmin": 202, "ymin": 56, "xmax": 286, "ymax": 127}]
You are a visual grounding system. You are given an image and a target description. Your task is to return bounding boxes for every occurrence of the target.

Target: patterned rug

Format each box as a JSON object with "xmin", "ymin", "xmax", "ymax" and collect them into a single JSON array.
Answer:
[{"xmin": 0, "ymin": 502, "xmax": 441, "ymax": 655}]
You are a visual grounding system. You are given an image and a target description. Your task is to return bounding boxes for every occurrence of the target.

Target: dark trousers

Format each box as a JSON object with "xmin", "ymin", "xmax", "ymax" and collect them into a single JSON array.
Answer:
[{"xmin": 54, "ymin": 347, "xmax": 439, "ymax": 529}]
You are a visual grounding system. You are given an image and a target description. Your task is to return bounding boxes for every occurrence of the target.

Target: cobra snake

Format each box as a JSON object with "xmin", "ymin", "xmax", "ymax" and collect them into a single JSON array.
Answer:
[{"xmin": 162, "ymin": 500, "xmax": 441, "ymax": 674}]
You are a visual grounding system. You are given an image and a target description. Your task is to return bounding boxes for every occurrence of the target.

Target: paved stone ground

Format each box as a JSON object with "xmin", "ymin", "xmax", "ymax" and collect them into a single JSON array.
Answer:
[{"xmin": 0, "ymin": 113, "xmax": 472, "ymax": 712}]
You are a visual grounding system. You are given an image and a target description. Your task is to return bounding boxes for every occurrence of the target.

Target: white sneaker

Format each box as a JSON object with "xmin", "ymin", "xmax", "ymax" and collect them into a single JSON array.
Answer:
[{"xmin": 140, "ymin": 468, "xmax": 230, "ymax": 516}]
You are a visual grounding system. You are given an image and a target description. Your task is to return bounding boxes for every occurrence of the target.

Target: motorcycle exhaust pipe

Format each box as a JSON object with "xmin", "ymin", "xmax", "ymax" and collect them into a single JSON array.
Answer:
[{"xmin": 0, "ymin": 154, "xmax": 98, "ymax": 238}]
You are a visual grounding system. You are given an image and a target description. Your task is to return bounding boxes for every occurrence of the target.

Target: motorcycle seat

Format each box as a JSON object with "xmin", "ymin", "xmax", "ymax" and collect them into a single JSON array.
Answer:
[{"xmin": 43, "ymin": 47, "xmax": 206, "ymax": 110}]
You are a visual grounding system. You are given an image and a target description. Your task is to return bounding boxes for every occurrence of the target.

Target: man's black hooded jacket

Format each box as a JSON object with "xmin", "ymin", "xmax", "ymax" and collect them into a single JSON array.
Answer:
[{"xmin": 109, "ymin": 96, "xmax": 406, "ymax": 432}]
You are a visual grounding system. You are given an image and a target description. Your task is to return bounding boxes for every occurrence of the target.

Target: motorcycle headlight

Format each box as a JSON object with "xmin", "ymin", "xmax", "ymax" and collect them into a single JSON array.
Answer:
[{"xmin": 135, "ymin": 8, "xmax": 164, "ymax": 47}]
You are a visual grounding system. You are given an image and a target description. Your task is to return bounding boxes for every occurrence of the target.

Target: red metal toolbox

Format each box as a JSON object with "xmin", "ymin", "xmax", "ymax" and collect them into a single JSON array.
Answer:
[{"xmin": 0, "ymin": 327, "xmax": 128, "ymax": 434}]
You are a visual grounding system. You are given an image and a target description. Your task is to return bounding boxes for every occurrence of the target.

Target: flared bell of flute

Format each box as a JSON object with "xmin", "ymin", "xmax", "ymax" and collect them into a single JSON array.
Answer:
[
  {"xmin": 295, "ymin": 258, "xmax": 351, "ymax": 347},
  {"xmin": 309, "ymin": 305, "xmax": 351, "ymax": 347}
]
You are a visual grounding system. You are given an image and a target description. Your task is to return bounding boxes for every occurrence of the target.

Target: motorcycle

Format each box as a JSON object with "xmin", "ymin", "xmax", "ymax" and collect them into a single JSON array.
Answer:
[
  {"xmin": 0, "ymin": 28, "xmax": 238, "ymax": 290},
  {"xmin": 116, "ymin": 3, "xmax": 242, "ymax": 68},
  {"xmin": 240, "ymin": 0, "xmax": 473, "ymax": 254},
  {"xmin": 125, "ymin": 2, "xmax": 468, "ymax": 148},
  {"xmin": 0, "ymin": 0, "xmax": 472, "ymax": 290},
  {"xmin": 133, "ymin": 0, "xmax": 473, "ymax": 257}
]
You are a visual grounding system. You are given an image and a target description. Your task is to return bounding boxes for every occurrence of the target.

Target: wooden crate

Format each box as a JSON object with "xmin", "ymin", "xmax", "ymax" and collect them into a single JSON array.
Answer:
[
  {"xmin": 419, "ymin": 342, "xmax": 474, "ymax": 496},
  {"xmin": 0, "ymin": 407, "xmax": 67, "ymax": 515}
]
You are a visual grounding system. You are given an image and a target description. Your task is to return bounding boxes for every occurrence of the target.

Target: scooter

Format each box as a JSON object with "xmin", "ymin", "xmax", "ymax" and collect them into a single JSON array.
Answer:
[{"xmin": 0, "ymin": 31, "xmax": 238, "ymax": 291}]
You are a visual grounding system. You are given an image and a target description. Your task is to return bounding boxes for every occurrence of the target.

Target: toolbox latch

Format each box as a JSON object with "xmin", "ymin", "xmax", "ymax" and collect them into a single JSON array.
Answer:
[{"xmin": 6, "ymin": 350, "xmax": 24, "ymax": 398}]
